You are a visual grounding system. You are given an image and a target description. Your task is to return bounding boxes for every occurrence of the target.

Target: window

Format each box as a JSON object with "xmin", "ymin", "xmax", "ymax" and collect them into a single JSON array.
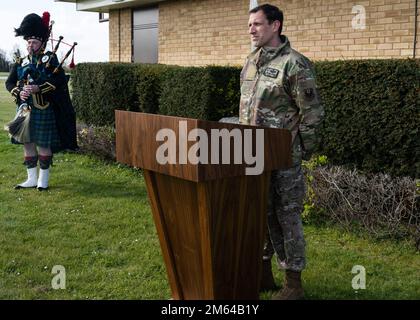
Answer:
[
  {"xmin": 99, "ymin": 12, "xmax": 109, "ymax": 23},
  {"xmin": 133, "ymin": 7, "xmax": 158, "ymax": 63}
]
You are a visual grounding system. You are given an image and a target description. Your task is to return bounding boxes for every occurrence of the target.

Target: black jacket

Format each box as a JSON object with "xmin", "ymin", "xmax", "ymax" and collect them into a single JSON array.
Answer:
[{"xmin": 5, "ymin": 54, "xmax": 78, "ymax": 153}]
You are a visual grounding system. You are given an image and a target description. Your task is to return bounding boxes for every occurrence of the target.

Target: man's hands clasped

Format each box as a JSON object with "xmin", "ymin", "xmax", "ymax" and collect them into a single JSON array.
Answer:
[{"xmin": 19, "ymin": 85, "xmax": 40, "ymax": 101}]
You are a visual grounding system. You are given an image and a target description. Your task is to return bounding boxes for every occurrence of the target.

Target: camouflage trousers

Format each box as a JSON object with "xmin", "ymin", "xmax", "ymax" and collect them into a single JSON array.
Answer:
[{"xmin": 263, "ymin": 164, "xmax": 306, "ymax": 272}]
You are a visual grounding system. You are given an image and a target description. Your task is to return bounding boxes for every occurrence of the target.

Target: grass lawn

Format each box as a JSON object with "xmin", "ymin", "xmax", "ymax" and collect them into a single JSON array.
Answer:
[{"xmin": 0, "ymin": 80, "xmax": 419, "ymax": 300}]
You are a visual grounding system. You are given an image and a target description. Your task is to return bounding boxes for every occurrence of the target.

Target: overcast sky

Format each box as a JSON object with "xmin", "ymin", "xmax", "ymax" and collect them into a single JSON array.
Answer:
[{"xmin": 0, "ymin": 0, "xmax": 109, "ymax": 63}]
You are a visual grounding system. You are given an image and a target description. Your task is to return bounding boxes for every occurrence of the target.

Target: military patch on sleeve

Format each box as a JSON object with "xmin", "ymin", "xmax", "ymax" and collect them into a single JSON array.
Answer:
[
  {"xmin": 296, "ymin": 59, "xmax": 307, "ymax": 69},
  {"xmin": 263, "ymin": 67, "xmax": 279, "ymax": 78},
  {"xmin": 304, "ymin": 88, "xmax": 315, "ymax": 101}
]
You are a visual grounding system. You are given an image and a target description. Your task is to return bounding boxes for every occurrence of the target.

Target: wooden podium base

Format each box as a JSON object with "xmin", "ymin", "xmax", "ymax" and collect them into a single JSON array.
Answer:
[{"xmin": 144, "ymin": 170, "xmax": 271, "ymax": 300}]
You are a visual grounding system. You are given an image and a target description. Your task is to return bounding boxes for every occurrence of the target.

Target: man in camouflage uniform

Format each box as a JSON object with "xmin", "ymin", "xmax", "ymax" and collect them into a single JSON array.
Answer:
[{"xmin": 239, "ymin": 4, "xmax": 324, "ymax": 300}]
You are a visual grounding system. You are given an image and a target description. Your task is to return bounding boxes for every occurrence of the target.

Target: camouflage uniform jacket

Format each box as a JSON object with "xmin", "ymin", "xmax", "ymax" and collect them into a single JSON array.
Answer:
[{"xmin": 239, "ymin": 35, "xmax": 324, "ymax": 163}]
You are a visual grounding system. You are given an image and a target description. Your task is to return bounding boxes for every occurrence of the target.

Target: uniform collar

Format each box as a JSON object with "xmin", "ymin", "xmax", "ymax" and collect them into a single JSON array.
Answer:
[{"xmin": 249, "ymin": 35, "xmax": 291, "ymax": 66}]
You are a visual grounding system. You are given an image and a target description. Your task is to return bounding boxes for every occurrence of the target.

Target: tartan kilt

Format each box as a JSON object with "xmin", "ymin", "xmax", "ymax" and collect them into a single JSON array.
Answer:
[{"xmin": 29, "ymin": 104, "xmax": 61, "ymax": 149}]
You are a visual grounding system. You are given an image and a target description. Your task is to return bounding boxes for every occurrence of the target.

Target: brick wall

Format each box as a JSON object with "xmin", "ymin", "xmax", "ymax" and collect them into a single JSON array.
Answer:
[
  {"xmin": 109, "ymin": 8, "xmax": 132, "ymax": 62},
  {"xmin": 279, "ymin": 0, "xmax": 420, "ymax": 61},
  {"xmin": 159, "ymin": 0, "xmax": 250, "ymax": 66},
  {"xmin": 110, "ymin": 0, "xmax": 420, "ymax": 65}
]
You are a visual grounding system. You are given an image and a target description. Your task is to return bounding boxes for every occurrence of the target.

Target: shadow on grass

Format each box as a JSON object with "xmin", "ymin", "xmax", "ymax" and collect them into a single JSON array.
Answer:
[{"xmin": 51, "ymin": 177, "xmax": 149, "ymax": 200}]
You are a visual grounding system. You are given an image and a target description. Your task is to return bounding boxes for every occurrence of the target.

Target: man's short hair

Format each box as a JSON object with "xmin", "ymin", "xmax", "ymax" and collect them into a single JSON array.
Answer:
[{"xmin": 249, "ymin": 4, "xmax": 284, "ymax": 35}]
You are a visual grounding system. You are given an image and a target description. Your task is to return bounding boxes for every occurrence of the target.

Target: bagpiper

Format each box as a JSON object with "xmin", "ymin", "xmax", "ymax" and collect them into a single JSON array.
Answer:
[{"xmin": 5, "ymin": 12, "xmax": 78, "ymax": 191}]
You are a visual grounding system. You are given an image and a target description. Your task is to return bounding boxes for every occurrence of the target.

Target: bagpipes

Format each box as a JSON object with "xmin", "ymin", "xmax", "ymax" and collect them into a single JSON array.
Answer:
[
  {"xmin": 38, "ymin": 12, "xmax": 78, "ymax": 74},
  {"xmin": 42, "ymin": 36, "xmax": 78, "ymax": 74}
]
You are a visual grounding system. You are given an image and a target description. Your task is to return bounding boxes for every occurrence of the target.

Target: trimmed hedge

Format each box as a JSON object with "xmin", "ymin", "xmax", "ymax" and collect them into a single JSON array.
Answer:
[
  {"xmin": 71, "ymin": 63, "xmax": 140, "ymax": 126},
  {"xmin": 315, "ymin": 59, "xmax": 420, "ymax": 178},
  {"xmin": 72, "ymin": 63, "xmax": 174, "ymax": 125},
  {"xmin": 71, "ymin": 59, "xmax": 419, "ymax": 177},
  {"xmin": 158, "ymin": 66, "xmax": 240, "ymax": 121},
  {"xmin": 135, "ymin": 64, "xmax": 177, "ymax": 114}
]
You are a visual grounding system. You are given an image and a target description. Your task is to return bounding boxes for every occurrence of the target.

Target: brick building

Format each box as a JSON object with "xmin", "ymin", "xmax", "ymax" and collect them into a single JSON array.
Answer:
[{"xmin": 57, "ymin": 0, "xmax": 420, "ymax": 66}]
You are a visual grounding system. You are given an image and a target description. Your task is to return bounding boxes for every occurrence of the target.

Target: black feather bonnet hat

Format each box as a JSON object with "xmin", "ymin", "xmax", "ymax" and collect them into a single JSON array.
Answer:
[{"xmin": 14, "ymin": 12, "xmax": 50, "ymax": 42}]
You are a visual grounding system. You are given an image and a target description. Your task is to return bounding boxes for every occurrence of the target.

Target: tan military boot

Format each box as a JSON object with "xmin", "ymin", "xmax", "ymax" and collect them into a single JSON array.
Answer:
[
  {"xmin": 272, "ymin": 270, "xmax": 304, "ymax": 300},
  {"xmin": 259, "ymin": 260, "xmax": 278, "ymax": 292}
]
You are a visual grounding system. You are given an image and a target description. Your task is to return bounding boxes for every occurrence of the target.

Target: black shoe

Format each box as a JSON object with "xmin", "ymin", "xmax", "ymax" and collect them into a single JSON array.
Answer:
[{"xmin": 14, "ymin": 185, "xmax": 37, "ymax": 190}]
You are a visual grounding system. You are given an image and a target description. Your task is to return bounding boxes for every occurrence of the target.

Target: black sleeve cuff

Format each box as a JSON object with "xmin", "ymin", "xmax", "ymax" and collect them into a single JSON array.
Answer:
[{"xmin": 11, "ymin": 86, "xmax": 21, "ymax": 98}]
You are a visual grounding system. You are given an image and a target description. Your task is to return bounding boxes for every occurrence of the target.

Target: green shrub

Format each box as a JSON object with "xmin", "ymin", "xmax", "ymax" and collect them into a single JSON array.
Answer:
[
  {"xmin": 71, "ymin": 63, "xmax": 140, "ymax": 126},
  {"xmin": 315, "ymin": 59, "xmax": 420, "ymax": 178},
  {"xmin": 135, "ymin": 64, "xmax": 176, "ymax": 114},
  {"xmin": 158, "ymin": 66, "xmax": 240, "ymax": 121},
  {"xmin": 302, "ymin": 155, "xmax": 329, "ymax": 225}
]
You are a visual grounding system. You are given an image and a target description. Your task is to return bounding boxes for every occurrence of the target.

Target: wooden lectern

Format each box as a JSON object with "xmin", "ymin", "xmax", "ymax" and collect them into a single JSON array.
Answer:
[{"xmin": 115, "ymin": 111, "xmax": 292, "ymax": 300}]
